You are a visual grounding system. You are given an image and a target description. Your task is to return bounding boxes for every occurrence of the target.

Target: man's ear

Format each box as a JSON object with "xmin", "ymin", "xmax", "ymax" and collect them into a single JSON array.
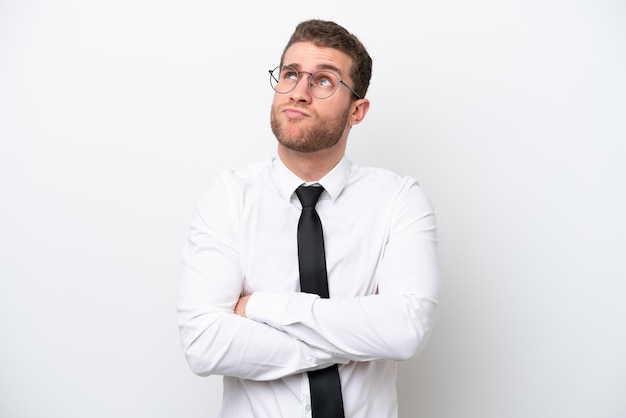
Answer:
[{"xmin": 349, "ymin": 98, "xmax": 370, "ymax": 126}]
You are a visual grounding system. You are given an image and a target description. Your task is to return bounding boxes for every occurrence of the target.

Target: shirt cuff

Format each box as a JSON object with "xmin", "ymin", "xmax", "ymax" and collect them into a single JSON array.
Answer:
[{"xmin": 247, "ymin": 291, "xmax": 319, "ymax": 329}]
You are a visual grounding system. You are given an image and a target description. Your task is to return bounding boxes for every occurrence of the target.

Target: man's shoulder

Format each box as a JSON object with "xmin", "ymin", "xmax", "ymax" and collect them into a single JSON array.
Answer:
[
  {"xmin": 214, "ymin": 159, "xmax": 273, "ymax": 187},
  {"xmin": 351, "ymin": 163, "xmax": 419, "ymax": 188},
  {"xmin": 196, "ymin": 159, "xmax": 274, "ymax": 213}
]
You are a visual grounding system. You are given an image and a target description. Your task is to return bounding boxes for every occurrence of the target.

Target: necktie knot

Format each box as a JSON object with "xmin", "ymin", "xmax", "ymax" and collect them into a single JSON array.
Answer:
[{"xmin": 296, "ymin": 185, "xmax": 324, "ymax": 208}]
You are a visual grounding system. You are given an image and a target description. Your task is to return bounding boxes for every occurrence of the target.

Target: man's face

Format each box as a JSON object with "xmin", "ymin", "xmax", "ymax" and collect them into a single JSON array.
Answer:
[{"xmin": 270, "ymin": 42, "xmax": 356, "ymax": 154}]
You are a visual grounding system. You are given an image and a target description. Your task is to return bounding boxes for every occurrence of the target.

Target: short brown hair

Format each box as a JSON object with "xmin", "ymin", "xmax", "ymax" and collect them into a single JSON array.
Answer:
[{"xmin": 280, "ymin": 19, "xmax": 372, "ymax": 99}]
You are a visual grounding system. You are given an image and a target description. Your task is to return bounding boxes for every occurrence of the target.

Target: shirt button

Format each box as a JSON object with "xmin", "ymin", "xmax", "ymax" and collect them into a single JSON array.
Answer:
[{"xmin": 305, "ymin": 404, "xmax": 311, "ymax": 412}]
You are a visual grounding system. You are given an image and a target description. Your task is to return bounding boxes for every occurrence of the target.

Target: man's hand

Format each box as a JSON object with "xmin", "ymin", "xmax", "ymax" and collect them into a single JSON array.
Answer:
[{"xmin": 235, "ymin": 294, "xmax": 251, "ymax": 317}]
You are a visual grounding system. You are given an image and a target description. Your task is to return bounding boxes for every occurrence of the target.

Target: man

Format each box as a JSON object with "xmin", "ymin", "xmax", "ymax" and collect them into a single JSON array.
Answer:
[{"xmin": 177, "ymin": 19, "xmax": 440, "ymax": 418}]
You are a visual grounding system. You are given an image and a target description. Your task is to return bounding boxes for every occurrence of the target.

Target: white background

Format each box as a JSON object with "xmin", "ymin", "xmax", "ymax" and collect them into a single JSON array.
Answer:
[{"xmin": 1, "ymin": 1, "xmax": 625, "ymax": 417}]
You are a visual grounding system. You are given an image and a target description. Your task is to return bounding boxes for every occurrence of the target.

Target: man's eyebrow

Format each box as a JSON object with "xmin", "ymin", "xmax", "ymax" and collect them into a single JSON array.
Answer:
[
  {"xmin": 284, "ymin": 63, "xmax": 344, "ymax": 75},
  {"xmin": 316, "ymin": 63, "xmax": 343, "ymax": 74}
]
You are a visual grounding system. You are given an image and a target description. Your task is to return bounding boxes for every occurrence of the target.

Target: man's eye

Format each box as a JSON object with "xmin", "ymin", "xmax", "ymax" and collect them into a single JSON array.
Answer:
[{"xmin": 318, "ymin": 77, "xmax": 332, "ymax": 87}]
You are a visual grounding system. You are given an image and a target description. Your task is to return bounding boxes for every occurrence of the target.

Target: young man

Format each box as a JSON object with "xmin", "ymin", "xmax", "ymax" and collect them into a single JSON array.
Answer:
[{"xmin": 177, "ymin": 19, "xmax": 440, "ymax": 418}]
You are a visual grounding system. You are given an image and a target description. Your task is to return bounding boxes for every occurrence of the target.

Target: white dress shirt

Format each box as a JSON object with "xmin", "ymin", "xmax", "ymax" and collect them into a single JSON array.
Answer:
[{"xmin": 177, "ymin": 156, "xmax": 440, "ymax": 418}]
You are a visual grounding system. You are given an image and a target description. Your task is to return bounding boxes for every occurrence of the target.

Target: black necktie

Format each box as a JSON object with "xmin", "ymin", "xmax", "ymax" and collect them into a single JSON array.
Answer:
[{"xmin": 296, "ymin": 185, "xmax": 345, "ymax": 418}]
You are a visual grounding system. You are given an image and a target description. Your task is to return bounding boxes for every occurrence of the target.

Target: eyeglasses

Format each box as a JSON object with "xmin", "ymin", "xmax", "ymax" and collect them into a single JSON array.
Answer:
[{"xmin": 269, "ymin": 65, "xmax": 361, "ymax": 99}]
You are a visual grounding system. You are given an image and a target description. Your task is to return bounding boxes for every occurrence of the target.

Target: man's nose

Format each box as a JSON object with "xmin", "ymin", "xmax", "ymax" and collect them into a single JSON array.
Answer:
[{"xmin": 289, "ymin": 74, "xmax": 313, "ymax": 102}]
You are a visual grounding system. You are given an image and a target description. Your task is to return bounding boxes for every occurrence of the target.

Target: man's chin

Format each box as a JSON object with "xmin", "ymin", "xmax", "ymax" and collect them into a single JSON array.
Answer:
[{"xmin": 277, "ymin": 138, "xmax": 316, "ymax": 153}]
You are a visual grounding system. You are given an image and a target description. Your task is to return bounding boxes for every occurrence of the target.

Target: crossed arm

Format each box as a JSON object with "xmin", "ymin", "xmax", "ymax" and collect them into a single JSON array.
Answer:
[{"xmin": 177, "ymin": 180, "xmax": 439, "ymax": 381}]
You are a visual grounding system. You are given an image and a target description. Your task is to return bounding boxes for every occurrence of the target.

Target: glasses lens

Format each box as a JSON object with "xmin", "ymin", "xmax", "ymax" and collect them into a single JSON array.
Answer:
[
  {"xmin": 309, "ymin": 71, "xmax": 339, "ymax": 99},
  {"xmin": 268, "ymin": 66, "xmax": 343, "ymax": 99},
  {"xmin": 270, "ymin": 66, "xmax": 298, "ymax": 94}
]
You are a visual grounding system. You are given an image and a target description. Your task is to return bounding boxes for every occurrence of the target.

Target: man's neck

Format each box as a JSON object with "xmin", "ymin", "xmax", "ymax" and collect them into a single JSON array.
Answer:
[{"xmin": 277, "ymin": 145, "xmax": 345, "ymax": 182}]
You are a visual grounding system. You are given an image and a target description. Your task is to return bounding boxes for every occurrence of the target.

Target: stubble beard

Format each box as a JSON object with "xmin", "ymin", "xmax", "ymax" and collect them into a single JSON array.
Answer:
[{"xmin": 270, "ymin": 105, "xmax": 351, "ymax": 153}]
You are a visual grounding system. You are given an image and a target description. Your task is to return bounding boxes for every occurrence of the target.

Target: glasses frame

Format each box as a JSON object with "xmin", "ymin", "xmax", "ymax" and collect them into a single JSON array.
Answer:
[{"xmin": 269, "ymin": 65, "xmax": 362, "ymax": 100}]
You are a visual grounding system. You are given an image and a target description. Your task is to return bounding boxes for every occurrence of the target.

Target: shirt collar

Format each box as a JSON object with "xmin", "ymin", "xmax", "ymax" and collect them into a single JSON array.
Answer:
[{"xmin": 272, "ymin": 155, "xmax": 352, "ymax": 202}]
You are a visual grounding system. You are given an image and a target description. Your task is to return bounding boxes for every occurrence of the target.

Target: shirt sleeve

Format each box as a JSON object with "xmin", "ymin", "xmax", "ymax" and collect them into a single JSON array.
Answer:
[
  {"xmin": 177, "ymin": 174, "xmax": 348, "ymax": 381},
  {"xmin": 245, "ymin": 179, "xmax": 440, "ymax": 363}
]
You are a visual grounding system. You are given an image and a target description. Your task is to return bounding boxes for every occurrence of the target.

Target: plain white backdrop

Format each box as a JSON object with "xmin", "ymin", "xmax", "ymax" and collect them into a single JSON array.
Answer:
[{"xmin": 1, "ymin": 1, "xmax": 625, "ymax": 417}]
